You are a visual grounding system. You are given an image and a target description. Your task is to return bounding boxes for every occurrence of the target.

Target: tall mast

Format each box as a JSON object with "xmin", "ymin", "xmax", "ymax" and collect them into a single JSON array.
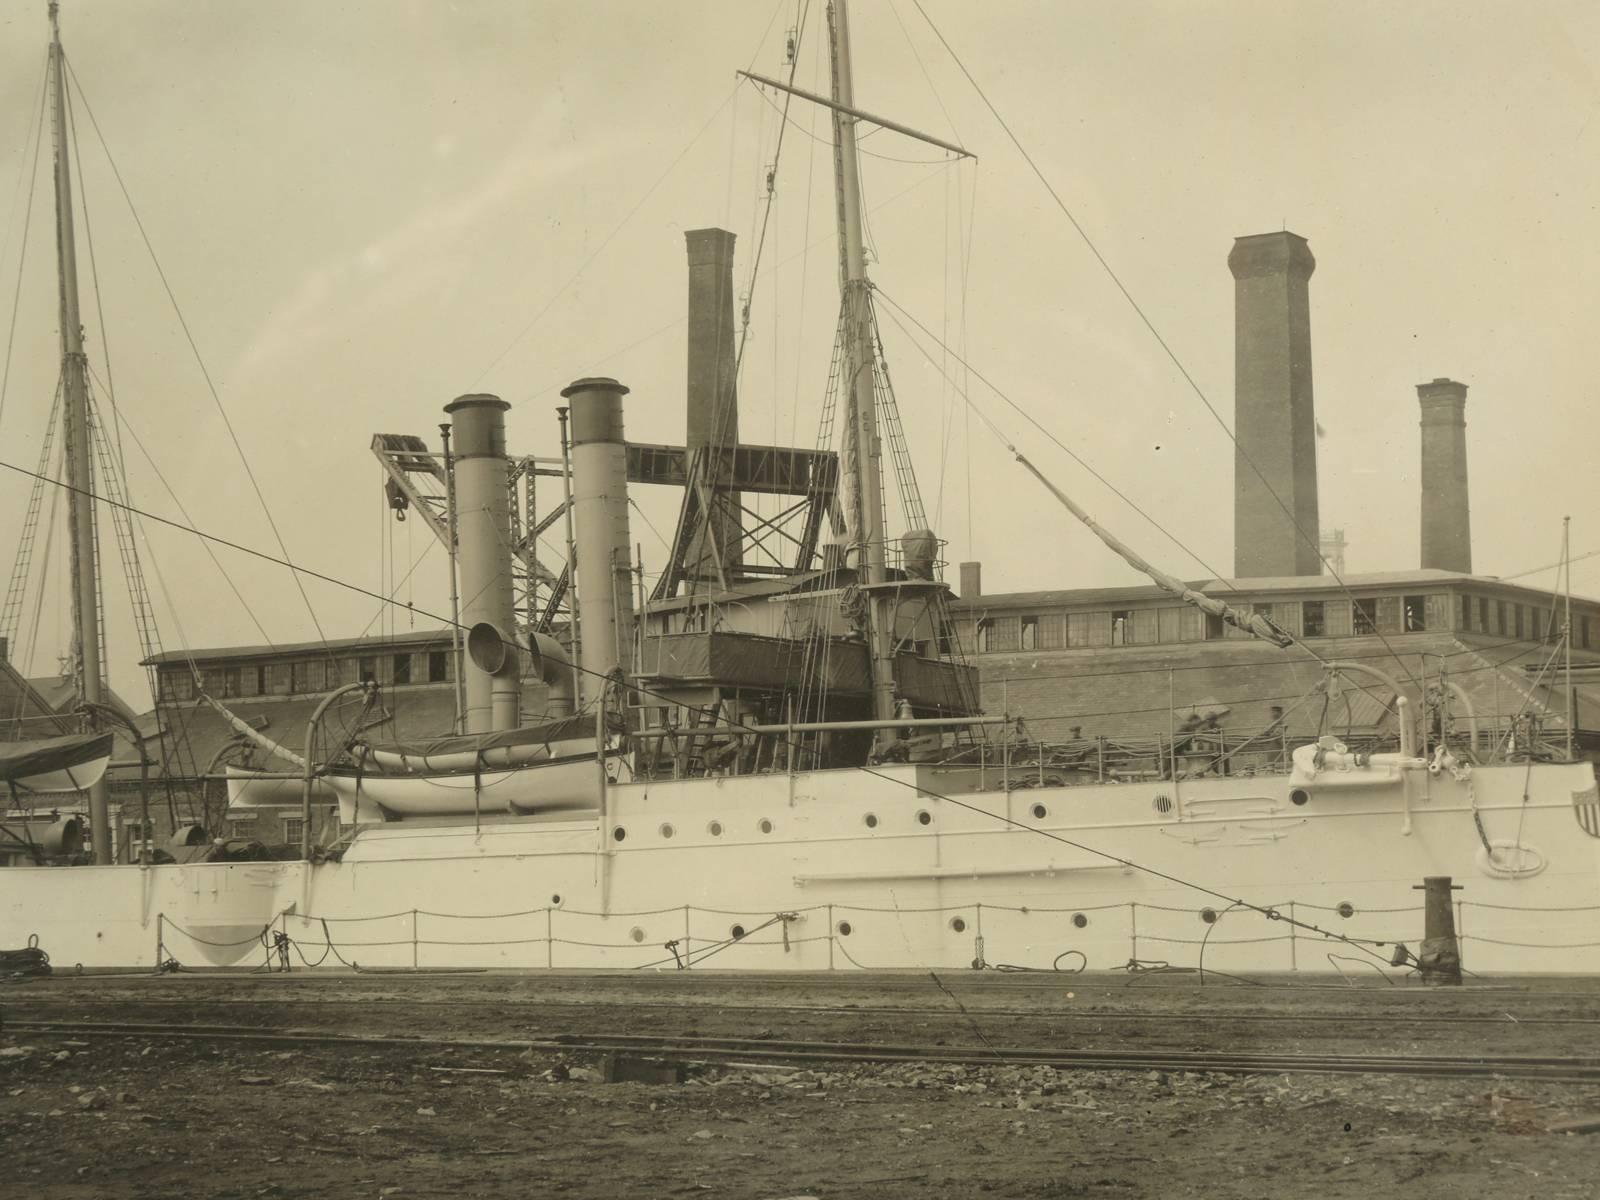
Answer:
[
  {"xmin": 827, "ymin": 0, "xmax": 897, "ymax": 729},
  {"xmin": 50, "ymin": 1, "xmax": 111, "ymax": 863}
]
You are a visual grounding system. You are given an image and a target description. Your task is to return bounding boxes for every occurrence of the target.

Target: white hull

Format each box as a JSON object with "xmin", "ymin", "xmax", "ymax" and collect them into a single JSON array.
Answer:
[{"xmin": 3, "ymin": 759, "xmax": 1598, "ymax": 974}]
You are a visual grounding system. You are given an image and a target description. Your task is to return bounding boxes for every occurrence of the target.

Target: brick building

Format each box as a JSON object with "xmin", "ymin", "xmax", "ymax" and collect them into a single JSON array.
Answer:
[{"xmin": 949, "ymin": 565, "xmax": 1600, "ymax": 765}]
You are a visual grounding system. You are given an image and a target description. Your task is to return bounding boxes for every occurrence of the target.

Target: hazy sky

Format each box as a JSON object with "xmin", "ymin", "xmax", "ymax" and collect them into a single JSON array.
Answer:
[{"xmin": 0, "ymin": 1, "xmax": 1596, "ymax": 706}]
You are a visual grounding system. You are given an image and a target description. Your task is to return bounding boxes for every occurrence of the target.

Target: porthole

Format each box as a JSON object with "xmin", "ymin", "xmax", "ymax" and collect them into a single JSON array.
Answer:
[
  {"xmin": 659, "ymin": 823, "xmax": 675, "ymax": 839},
  {"xmin": 836, "ymin": 921, "xmax": 853, "ymax": 937},
  {"xmin": 612, "ymin": 826, "xmax": 627, "ymax": 843},
  {"xmin": 1152, "ymin": 794, "xmax": 1173, "ymax": 815},
  {"xmin": 730, "ymin": 924, "xmax": 746, "ymax": 940},
  {"xmin": 1072, "ymin": 912, "xmax": 1089, "ymax": 929},
  {"xmin": 863, "ymin": 813, "xmax": 879, "ymax": 829},
  {"xmin": 950, "ymin": 917, "xmax": 967, "ymax": 933},
  {"xmin": 758, "ymin": 818, "xmax": 773, "ymax": 834},
  {"xmin": 629, "ymin": 927, "xmax": 645, "ymax": 943},
  {"xmin": 1031, "ymin": 803, "xmax": 1048, "ymax": 820},
  {"xmin": 916, "ymin": 810, "xmax": 932, "ymax": 826},
  {"xmin": 707, "ymin": 820, "xmax": 723, "ymax": 837},
  {"xmin": 1199, "ymin": 907, "xmax": 1219, "ymax": 925},
  {"xmin": 1290, "ymin": 788, "xmax": 1310, "ymax": 807},
  {"xmin": 1336, "ymin": 901, "xmax": 1356, "ymax": 919}
]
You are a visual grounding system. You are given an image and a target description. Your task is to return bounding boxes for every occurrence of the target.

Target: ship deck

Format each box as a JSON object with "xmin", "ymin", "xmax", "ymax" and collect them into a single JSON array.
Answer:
[{"xmin": 2, "ymin": 969, "xmax": 1597, "ymax": 1197}]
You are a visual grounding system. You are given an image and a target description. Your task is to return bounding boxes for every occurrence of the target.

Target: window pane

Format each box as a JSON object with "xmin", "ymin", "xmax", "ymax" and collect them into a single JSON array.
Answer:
[{"xmin": 1302, "ymin": 601, "xmax": 1326, "ymax": 638}]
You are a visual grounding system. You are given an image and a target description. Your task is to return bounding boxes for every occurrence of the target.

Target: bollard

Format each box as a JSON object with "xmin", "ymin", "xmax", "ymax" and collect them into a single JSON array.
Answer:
[{"xmin": 1411, "ymin": 876, "xmax": 1464, "ymax": 985}]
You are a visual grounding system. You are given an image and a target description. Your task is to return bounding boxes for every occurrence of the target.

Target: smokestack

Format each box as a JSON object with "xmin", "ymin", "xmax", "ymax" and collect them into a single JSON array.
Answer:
[
  {"xmin": 1229, "ymin": 232, "xmax": 1321, "ymax": 578},
  {"xmin": 685, "ymin": 228, "xmax": 740, "ymax": 581},
  {"xmin": 959, "ymin": 561, "xmax": 981, "ymax": 599},
  {"xmin": 561, "ymin": 377, "xmax": 636, "ymax": 704},
  {"xmin": 444, "ymin": 394, "xmax": 518, "ymax": 734},
  {"xmin": 1417, "ymin": 378, "xmax": 1471, "ymax": 573}
]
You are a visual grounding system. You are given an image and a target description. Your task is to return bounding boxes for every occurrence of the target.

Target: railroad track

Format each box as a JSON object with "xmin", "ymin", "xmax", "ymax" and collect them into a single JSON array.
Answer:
[
  {"xmin": 5, "ymin": 993, "xmax": 1598, "ymax": 1026},
  {"xmin": 7, "ymin": 1018, "xmax": 1599, "ymax": 1083}
]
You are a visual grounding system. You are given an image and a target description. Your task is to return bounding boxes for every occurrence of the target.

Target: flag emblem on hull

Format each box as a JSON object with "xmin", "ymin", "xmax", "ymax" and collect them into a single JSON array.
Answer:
[{"xmin": 1574, "ymin": 786, "xmax": 1600, "ymax": 838}]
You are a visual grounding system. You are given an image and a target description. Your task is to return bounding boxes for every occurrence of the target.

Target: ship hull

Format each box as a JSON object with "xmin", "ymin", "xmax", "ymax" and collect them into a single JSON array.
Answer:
[{"xmin": 3, "ymin": 760, "xmax": 1598, "ymax": 974}]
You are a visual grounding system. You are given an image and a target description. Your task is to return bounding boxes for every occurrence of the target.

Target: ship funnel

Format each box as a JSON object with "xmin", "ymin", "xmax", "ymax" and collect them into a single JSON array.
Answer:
[
  {"xmin": 466, "ymin": 622, "xmax": 521, "ymax": 732},
  {"xmin": 445, "ymin": 393, "xmax": 519, "ymax": 733},
  {"xmin": 528, "ymin": 631, "xmax": 576, "ymax": 718},
  {"xmin": 560, "ymin": 377, "xmax": 635, "ymax": 705}
]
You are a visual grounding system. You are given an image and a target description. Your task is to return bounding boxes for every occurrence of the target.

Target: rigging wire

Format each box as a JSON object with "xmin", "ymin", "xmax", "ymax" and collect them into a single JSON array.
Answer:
[
  {"xmin": 906, "ymin": 1, "xmax": 1422, "ymax": 693},
  {"xmin": 63, "ymin": 54, "xmax": 330, "ymax": 656},
  {"xmin": 85, "ymin": 365, "xmax": 273, "ymax": 646},
  {"xmin": 0, "ymin": 52, "xmax": 49, "ymax": 438},
  {"xmin": 467, "ymin": 80, "xmax": 742, "ymax": 389}
]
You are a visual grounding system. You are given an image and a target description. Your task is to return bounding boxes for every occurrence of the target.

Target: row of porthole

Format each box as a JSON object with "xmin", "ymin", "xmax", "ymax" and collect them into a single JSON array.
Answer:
[
  {"xmin": 613, "ymin": 817, "xmax": 776, "ymax": 843},
  {"xmin": 864, "ymin": 810, "xmax": 934, "ymax": 829},
  {"xmin": 604, "ymin": 800, "xmax": 1292, "ymax": 844},
  {"xmin": 552, "ymin": 895, "xmax": 1356, "ymax": 924}
]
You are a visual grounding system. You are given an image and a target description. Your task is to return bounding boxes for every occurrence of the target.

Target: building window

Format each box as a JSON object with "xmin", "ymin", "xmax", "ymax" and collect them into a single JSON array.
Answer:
[
  {"xmin": 283, "ymin": 818, "xmax": 304, "ymax": 845},
  {"xmin": 976, "ymin": 619, "xmax": 992, "ymax": 654},
  {"xmin": 1111, "ymin": 611, "xmax": 1131, "ymax": 646},
  {"xmin": 227, "ymin": 815, "xmax": 257, "ymax": 839},
  {"xmin": 1204, "ymin": 612, "xmax": 1225, "ymax": 641},
  {"xmin": 1302, "ymin": 600, "xmax": 1326, "ymax": 638},
  {"xmin": 1158, "ymin": 608, "xmax": 1183, "ymax": 644},
  {"xmin": 392, "ymin": 654, "xmax": 412, "ymax": 685},
  {"xmin": 1403, "ymin": 595, "xmax": 1427, "ymax": 633},
  {"xmin": 1495, "ymin": 600, "xmax": 1507, "ymax": 635},
  {"xmin": 1020, "ymin": 617, "xmax": 1038, "ymax": 651},
  {"xmin": 162, "ymin": 672, "xmax": 195, "ymax": 702},
  {"xmin": 1353, "ymin": 598, "xmax": 1378, "ymax": 635},
  {"xmin": 256, "ymin": 665, "xmax": 269, "ymax": 695},
  {"xmin": 1532, "ymin": 609, "xmax": 1545, "ymax": 643},
  {"xmin": 1478, "ymin": 597, "xmax": 1490, "ymax": 632},
  {"xmin": 428, "ymin": 650, "xmax": 449, "ymax": 682},
  {"xmin": 359, "ymin": 657, "xmax": 377, "ymax": 684},
  {"xmin": 1584, "ymin": 615, "xmax": 1592, "ymax": 650},
  {"xmin": 1458, "ymin": 595, "xmax": 1472, "ymax": 632},
  {"xmin": 1514, "ymin": 606, "xmax": 1525, "ymax": 640}
]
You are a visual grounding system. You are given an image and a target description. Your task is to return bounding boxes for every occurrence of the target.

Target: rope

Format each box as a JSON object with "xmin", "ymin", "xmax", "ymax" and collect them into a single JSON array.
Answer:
[
  {"xmin": 909, "ymin": 0, "xmax": 1423, "ymax": 693},
  {"xmin": 65, "ymin": 53, "xmax": 334, "ymax": 660}
]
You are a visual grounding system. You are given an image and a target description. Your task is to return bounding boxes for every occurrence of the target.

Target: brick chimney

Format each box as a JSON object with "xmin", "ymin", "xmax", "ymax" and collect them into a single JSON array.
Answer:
[
  {"xmin": 1417, "ymin": 378, "xmax": 1471, "ymax": 573},
  {"xmin": 685, "ymin": 228, "xmax": 741, "ymax": 580},
  {"xmin": 959, "ymin": 561, "xmax": 981, "ymax": 599},
  {"xmin": 1229, "ymin": 232, "xmax": 1321, "ymax": 578}
]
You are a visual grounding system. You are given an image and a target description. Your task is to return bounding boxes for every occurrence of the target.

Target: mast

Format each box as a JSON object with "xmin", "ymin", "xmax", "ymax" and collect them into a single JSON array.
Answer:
[
  {"xmin": 827, "ymin": 0, "xmax": 897, "ymax": 730},
  {"xmin": 1564, "ymin": 515, "xmax": 1574, "ymax": 762},
  {"xmin": 50, "ymin": 1, "xmax": 111, "ymax": 863}
]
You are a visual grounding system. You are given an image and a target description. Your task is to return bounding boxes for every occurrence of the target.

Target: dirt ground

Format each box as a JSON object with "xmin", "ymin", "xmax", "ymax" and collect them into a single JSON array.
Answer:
[{"xmin": 2, "ymin": 971, "xmax": 1598, "ymax": 1199}]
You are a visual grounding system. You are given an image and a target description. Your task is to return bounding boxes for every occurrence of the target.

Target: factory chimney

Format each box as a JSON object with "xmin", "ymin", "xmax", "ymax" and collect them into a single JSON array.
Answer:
[
  {"xmin": 1417, "ymin": 378, "xmax": 1471, "ymax": 573},
  {"xmin": 1229, "ymin": 232, "xmax": 1321, "ymax": 578},
  {"xmin": 445, "ymin": 394, "xmax": 519, "ymax": 733},
  {"xmin": 685, "ymin": 228, "xmax": 742, "ymax": 583},
  {"xmin": 562, "ymin": 377, "xmax": 636, "ymax": 706}
]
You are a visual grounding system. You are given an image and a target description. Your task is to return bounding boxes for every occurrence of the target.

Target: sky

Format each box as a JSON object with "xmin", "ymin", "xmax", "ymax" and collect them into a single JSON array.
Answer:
[{"xmin": 0, "ymin": 0, "xmax": 1596, "ymax": 708}]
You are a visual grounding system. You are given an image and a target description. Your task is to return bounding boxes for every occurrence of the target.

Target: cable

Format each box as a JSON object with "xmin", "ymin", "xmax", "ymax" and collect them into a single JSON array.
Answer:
[
  {"xmin": 0, "ymin": 50, "xmax": 49, "ymax": 437},
  {"xmin": 908, "ymin": 0, "xmax": 1424, "ymax": 694},
  {"xmin": 468, "ymin": 81, "xmax": 743, "ymax": 388},
  {"xmin": 63, "ymin": 54, "xmax": 333, "ymax": 656}
]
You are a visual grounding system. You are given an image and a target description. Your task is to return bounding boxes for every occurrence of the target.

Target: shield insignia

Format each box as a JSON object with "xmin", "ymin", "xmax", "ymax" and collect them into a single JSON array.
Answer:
[{"xmin": 1574, "ymin": 785, "xmax": 1600, "ymax": 838}]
